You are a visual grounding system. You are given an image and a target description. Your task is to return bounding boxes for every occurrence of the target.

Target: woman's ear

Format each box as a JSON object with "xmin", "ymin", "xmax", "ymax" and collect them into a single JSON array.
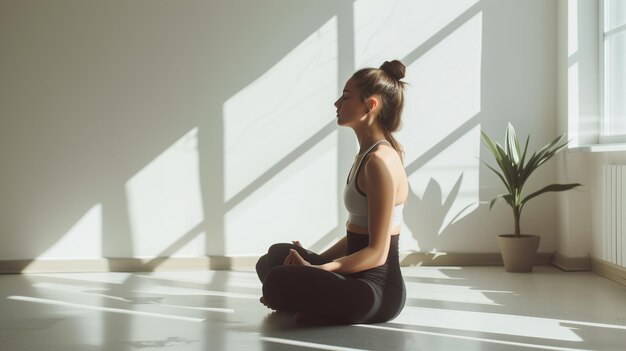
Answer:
[{"xmin": 366, "ymin": 96, "xmax": 379, "ymax": 112}]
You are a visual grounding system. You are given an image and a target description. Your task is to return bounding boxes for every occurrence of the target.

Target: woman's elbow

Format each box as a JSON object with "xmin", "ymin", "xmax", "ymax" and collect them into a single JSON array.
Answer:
[{"xmin": 370, "ymin": 249, "xmax": 388, "ymax": 267}]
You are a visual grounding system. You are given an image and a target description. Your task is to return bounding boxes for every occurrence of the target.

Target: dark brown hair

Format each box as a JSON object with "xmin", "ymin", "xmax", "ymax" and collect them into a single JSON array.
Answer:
[{"xmin": 351, "ymin": 60, "xmax": 406, "ymax": 160}]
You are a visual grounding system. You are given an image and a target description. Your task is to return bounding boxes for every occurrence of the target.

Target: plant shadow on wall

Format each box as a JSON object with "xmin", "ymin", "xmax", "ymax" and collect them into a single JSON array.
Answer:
[
  {"xmin": 398, "ymin": 114, "xmax": 484, "ymax": 258},
  {"xmin": 404, "ymin": 174, "xmax": 470, "ymax": 253}
]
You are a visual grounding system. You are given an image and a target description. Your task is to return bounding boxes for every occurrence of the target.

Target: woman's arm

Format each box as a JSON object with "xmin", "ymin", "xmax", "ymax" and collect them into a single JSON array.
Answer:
[
  {"xmin": 317, "ymin": 153, "xmax": 396, "ymax": 274},
  {"xmin": 319, "ymin": 236, "xmax": 347, "ymax": 261}
]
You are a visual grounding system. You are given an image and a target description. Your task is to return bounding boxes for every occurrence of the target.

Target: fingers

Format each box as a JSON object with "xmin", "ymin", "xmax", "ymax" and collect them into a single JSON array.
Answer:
[
  {"xmin": 282, "ymin": 248, "xmax": 310, "ymax": 266},
  {"xmin": 283, "ymin": 242, "xmax": 302, "ymax": 265},
  {"xmin": 283, "ymin": 249, "xmax": 298, "ymax": 265},
  {"xmin": 283, "ymin": 252, "xmax": 293, "ymax": 265},
  {"xmin": 289, "ymin": 249, "xmax": 310, "ymax": 266},
  {"xmin": 290, "ymin": 249, "xmax": 301, "ymax": 261},
  {"xmin": 282, "ymin": 250, "xmax": 299, "ymax": 265}
]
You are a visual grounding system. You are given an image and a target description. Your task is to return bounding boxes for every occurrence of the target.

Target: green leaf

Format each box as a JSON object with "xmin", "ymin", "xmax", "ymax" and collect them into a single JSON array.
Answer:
[
  {"xmin": 482, "ymin": 129, "xmax": 516, "ymax": 193},
  {"xmin": 489, "ymin": 194, "xmax": 513, "ymax": 209},
  {"xmin": 495, "ymin": 143, "xmax": 517, "ymax": 190},
  {"xmin": 481, "ymin": 131, "xmax": 500, "ymax": 161},
  {"xmin": 505, "ymin": 123, "xmax": 520, "ymax": 165},
  {"xmin": 519, "ymin": 134, "xmax": 530, "ymax": 173},
  {"xmin": 535, "ymin": 142, "xmax": 568, "ymax": 169},
  {"xmin": 521, "ymin": 183, "xmax": 582, "ymax": 207},
  {"xmin": 521, "ymin": 136, "xmax": 567, "ymax": 187},
  {"xmin": 530, "ymin": 135, "xmax": 564, "ymax": 168},
  {"xmin": 503, "ymin": 194, "xmax": 514, "ymax": 207},
  {"xmin": 483, "ymin": 161, "xmax": 512, "ymax": 193}
]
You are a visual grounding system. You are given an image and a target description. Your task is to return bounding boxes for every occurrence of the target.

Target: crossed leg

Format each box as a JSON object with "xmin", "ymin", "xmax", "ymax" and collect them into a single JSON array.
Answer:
[{"xmin": 256, "ymin": 243, "xmax": 379, "ymax": 324}]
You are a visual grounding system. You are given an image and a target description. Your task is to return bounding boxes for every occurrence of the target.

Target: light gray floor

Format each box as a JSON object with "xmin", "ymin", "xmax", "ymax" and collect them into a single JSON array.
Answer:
[{"xmin": 1, "ymin": 266, "xmax": 625, "ymax": 351}]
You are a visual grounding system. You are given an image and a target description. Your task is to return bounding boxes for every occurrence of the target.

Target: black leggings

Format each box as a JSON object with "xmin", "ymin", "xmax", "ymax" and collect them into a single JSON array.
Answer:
[{"xmin": 256, "ymin": 235, "xmax": 405, "ymax": 324}]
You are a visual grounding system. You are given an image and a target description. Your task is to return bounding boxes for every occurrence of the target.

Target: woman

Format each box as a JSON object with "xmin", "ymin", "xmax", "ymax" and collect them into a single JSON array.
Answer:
[{"xmin": 255, "ymin": 60, "xmax": 408, "ymax": 324}]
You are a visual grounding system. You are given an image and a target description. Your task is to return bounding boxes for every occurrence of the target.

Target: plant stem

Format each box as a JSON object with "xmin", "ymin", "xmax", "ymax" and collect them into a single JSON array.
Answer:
[{"xmin": 513, "ymin": 207, "xmax": 521, "ymax": 236}]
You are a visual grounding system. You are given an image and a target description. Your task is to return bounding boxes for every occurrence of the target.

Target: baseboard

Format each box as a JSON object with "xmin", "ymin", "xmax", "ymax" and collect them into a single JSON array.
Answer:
[
  {"xmin": 0, "ymin": 252, "xmax": 554, "ymax": 274},
  {"xmin": 399, "ymin": 251, "xmax": 554, "ymax": 267},
  {"xmin": 551, "ymin": 252, "xmax": 591, "ymax": 271},
  {"xmin": 591, "ymin": 258, "xmax": 626, "ymax": 286}
]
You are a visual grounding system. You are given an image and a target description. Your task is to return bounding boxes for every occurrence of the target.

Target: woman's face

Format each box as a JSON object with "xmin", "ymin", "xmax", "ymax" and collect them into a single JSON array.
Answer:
[{"xmin": 334, "ymin": 78, "xmax": 368, "ymax": 127}]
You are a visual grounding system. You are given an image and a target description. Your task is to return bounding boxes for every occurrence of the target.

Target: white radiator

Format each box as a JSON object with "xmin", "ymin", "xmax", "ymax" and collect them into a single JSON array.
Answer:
[{"xmin": 603, "ymin": 165, "xmax": 626, "ymax": 267}]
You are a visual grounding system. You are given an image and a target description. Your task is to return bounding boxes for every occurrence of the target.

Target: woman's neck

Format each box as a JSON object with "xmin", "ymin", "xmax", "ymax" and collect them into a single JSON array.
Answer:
[{"xmin": 356, "ymin": 130, "xmax": 387, "ymax": 154}]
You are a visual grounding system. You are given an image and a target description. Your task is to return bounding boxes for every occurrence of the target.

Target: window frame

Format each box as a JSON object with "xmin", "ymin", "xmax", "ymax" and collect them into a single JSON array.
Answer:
[{"xmin": 599, "ymin": 0, "xmax": 626, "ymax": 144}]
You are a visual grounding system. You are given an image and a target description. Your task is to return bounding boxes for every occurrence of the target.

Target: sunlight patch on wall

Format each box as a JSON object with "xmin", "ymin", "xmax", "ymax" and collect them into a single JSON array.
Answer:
[
  {"xmin": 400, "ymin": 12, "xmax": 482, "ymax": 161},
  {"xmin": 567, "ymin": 0, "xmax": 580, "ymax": 146},
  {"xmin": 568, "ymin": 62, "xmax": 580, "ymax": 145},
  {"xmin": 38, "ymin": 204, "xmax": 102, "ymax": 258},
  {"xmin": 225, "ymin": 132, "xmax": 338, "ymax": 256},
  {"xmin": 353, "ymin": 0, "xmax": 478, "ymax": 67},
  {"xmin": 125, "ymin": 128, "xmax": 204, "ymax": 258},
  {"xmin": 223, "ymin": 16, "xmax": 337, "ymax": 202},
  {"xmin": 397, "ymin": 13, "xmax": 482, "ymax": 250}
]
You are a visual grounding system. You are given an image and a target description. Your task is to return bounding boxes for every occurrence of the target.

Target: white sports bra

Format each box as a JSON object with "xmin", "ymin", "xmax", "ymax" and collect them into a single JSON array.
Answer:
[{"xmin": 343, "ymin": 140, "xmax": 404, "ymax": 228}]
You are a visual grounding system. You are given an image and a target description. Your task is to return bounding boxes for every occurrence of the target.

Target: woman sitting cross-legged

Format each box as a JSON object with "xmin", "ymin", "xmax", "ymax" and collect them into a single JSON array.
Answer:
[{"xmin": 256, "ymin": 60, "xmax": 409, "ymax": 324}]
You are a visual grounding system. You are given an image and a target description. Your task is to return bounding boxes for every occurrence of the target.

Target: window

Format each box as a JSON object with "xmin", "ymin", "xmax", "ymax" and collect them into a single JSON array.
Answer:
[{"xmin": 600, "ymin": 0, "xmax": 626, "ymax": 143}]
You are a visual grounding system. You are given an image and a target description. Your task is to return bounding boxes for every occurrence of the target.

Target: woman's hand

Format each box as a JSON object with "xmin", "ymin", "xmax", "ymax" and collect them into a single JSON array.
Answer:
[{"xmin": 283, "ymin": 249, "xmax": 311, "ymax": 266}]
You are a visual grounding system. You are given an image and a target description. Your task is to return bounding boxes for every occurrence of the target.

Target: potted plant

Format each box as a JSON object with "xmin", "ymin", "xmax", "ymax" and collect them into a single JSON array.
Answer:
[{"xmin": 481, "ymin": 123, "xmax": 581, "ymax": 272}]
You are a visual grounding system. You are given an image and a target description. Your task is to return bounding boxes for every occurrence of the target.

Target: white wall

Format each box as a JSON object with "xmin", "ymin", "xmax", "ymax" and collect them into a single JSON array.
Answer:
[{"xmin": 0, "ymin": 0, "xmax": 562, "ymax": 260}]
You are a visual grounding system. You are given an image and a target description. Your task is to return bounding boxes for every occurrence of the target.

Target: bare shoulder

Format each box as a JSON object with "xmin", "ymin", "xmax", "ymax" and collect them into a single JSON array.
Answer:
[
  {"xmin": 360, "ymin": 143, "xmax": 408, "ymax": 202},
  {"xmin": 363, "ymin": 144, "xmax": 403, "ymax": 177}
]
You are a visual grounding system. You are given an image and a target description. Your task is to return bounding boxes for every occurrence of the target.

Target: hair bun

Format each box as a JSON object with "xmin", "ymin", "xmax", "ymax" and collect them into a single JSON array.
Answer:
[{"xmin": 380, "ymin": 60, "xmax": 405, "ymax": 81}]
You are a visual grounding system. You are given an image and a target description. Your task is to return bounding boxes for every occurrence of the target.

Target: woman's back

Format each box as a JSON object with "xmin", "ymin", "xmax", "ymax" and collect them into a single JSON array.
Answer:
[{"xmin": 346, "ymin": 141, "xmax": 408, "ymax": 235}]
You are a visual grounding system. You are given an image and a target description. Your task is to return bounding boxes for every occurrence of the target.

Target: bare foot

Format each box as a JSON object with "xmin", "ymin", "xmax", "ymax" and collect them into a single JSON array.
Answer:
[{"xmin": 260, "ymin": 296, "xmax": 274, "ymax": 310}]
